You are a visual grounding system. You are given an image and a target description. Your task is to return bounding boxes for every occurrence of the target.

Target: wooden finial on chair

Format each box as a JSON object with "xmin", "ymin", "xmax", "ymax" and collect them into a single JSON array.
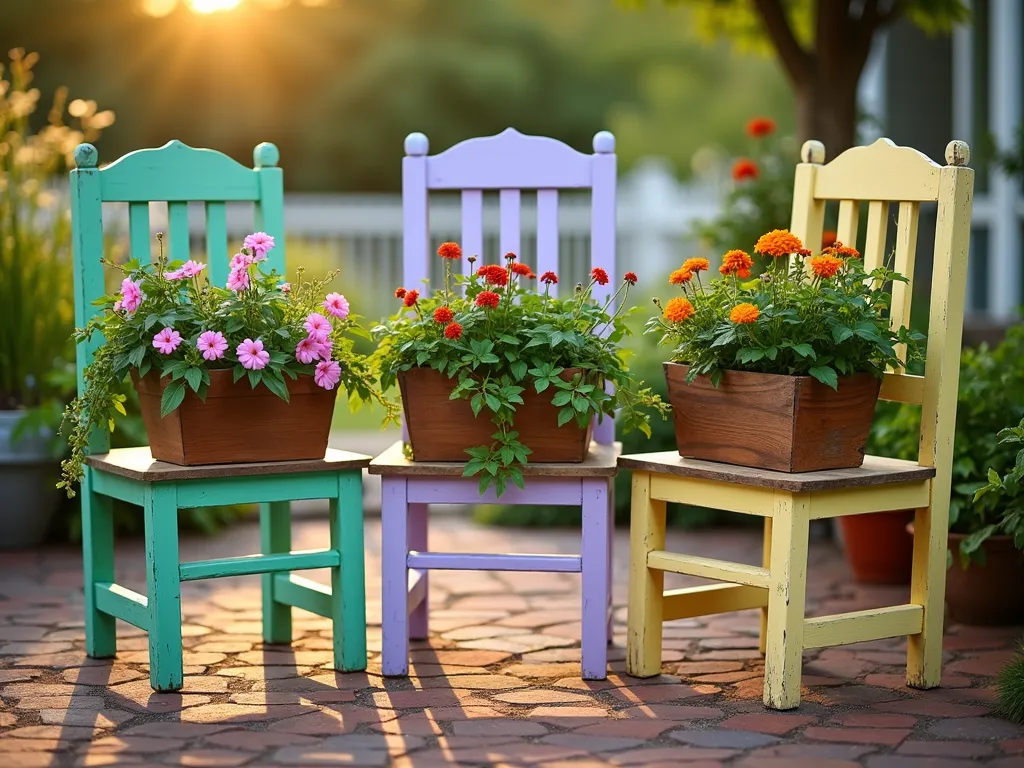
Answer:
[
  {"xmin": 945, "ymin": 140, "xmax": 970, "ymax": 167},
  {"xmin": 74, "ymin": 143, "xmax": 98, "ymax": 169},
  {"xmin": 800, "ymin": 140, "xmax": 826, "ymax": 165},
  {"xmin": 253, "ymin": 142, "xmax": 279, "ymax": 168},
  {"xmin": 405, "ymin": 132, "xmax": 429, "ymax": 157}
]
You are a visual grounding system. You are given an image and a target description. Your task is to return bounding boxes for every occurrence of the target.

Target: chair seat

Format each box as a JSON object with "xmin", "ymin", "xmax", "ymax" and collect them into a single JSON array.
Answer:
[
  {"xmin": 369, "ymin": 440, "xmax": 621, "ymax": 477},
  {"xmin": 85, "ymin": 447, "xmax": 372, "ymax": 482},
  {"xmin": 617, "ymin": 451, "xmax": 935, "ymax": 492}
]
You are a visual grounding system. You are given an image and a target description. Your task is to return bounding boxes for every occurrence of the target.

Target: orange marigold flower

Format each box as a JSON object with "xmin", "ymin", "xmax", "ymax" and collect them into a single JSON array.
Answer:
[
  {"xmin": 746, "ymin": 117, "xmax": 776, "ymax": 138},
  {"xmin": 732, "ymin": 158, "xmax": 759, "ymax": 182},
  {"xmin": 395, "ymin": 287, "xmax": 407, "ymax": 299},
  {"xmin": 729, "ymin": 303, "xmax": 760, "ymax": 324},
  {"xmin": 736, "ymin": 268, "xmax": 752, "ymax": 279},
  {"xmin": 755, "ymin": 229, "xmax": 806, "ymax": 259},
  {"xmin": 510, "ymin": 262, "xmax": 533, "ymax": 276},
  {"xmin": 540, "ymin": 271, "xmax": 558, "ymax": 285},
  {"xmin": 822, "ymin": 230, "xmax": 838, "ymax": 248},
  {"xmin": 669, "ymin": 268, "xmax": 693, "ymax": 286},
  {"xmin": 682, "ymin": 258, "xmax": 710, "ymax": 274},
  {"xmin": 437, "ymin": 242, "xmax": 462, "ymax": 260},
  {"xmin": 591, "ymin": 267, "xmax": 610, "ymax": 285},
  {"xmin": 719, "ymin": 249, "xmax": 754, "ymax": 276},
  {"xmin": 477, "ymin": 264, "xmax": 509, "ymax": 287},
  {"xmin": 823, "ymin": 241, "xmax": 861, "ymax": 259},
  {"xmin": 808, "ymin": 254, "xmax": 844, "ymax": 279},
  {"xmin": 624, "ymin": 272, "xmax": 638, "ymax": 285},
  {"xmin": 475, "ymin": 290, "xmax": 501, "ymax": 309},
  {"xmin": 403, "ymin": 289, "xmax": 419, "ymax": 307},
  {"xmin": 444, "ymin": 322, "xmax": 463, "ymax": 340},
  {"xmin": 433, "ymin": 306, "xmax": 454, "ymax": 324},
  {"xmin": 663, "ymin": 296, "xmax": 694, "ymax": 323}
]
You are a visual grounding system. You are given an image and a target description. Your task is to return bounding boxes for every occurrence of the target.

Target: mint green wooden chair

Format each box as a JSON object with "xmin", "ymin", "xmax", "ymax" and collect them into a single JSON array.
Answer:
[{"xmin": 70, "ymin": 140, "xmax": 370, "ymax": 691}]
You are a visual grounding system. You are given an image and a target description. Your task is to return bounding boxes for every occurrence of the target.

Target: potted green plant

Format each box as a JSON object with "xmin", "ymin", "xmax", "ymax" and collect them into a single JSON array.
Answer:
[
  {"xmin": 60, "ymin": 233, "xmax": 395, "ymax": 493},
  {"xmin": 648, "ymin": 230, "xmax": 922, "ymax": 472},
  {"xmin": 373, "ymin": 243, "xmax": 667, "ymax": 496},
  {"xmin": 0, "ymin": 50, "xmax": 114, "ymax": 547}
]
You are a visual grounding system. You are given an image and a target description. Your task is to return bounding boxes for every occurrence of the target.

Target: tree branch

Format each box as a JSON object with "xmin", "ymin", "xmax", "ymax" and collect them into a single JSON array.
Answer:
[{"xmin": 751, "ymin": 0, "xmax": 813, "ymax": 86}]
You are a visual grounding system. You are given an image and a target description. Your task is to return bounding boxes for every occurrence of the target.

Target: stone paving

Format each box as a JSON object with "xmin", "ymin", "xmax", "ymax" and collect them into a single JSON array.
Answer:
[{"xmin": 1, "ymin": 514, "xmax": 1022, "ymax": 767}]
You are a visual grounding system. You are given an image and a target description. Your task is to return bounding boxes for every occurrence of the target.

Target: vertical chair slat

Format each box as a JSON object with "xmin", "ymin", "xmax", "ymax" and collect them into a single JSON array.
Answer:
[
  {"xmin": 205, "ymin": 201, "xmax": 229, "ymax": 286},
  {"xmin": 536, "ymin": 189, "xmax": 559, "ymax": 293},
  {"xmin": 892, "ymin": 201, "xmax": 921, "ymax": 365},
  {"xmin": 129, "ymin": 202, "xmax": 151, "ymax": 267},
  {"xmin": 403, "ymin": 142, "xmax": 430, "ymax": 288},
  {"xmin": 253, "ymin": 142, "xmax": 286, "ymax": 274},
  {"xmin": 167, "ymin": 201, "xmax": 190, "ymax": 264},
  {"xmin": 460, "ymin": 189, "xmax": 484, "ymax": 277},
  {"xmin": 836, "ymin": 199, "xmax": 860, "ymax": 246},
  {"xmin": 499, "ymin": 189, "xmax": 521, "ymax": 260},
  {"xmin": 863, "ymin": 200, "xmax": 890, "ymax": 273}
]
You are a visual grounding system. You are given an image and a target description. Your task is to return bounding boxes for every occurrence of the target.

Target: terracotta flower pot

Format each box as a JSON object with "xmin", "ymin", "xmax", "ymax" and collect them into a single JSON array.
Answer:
[
  {"xmin": 838, "ymin": 509, "xmax": 915, "ymax": 584},
  {"xmin": 663, "ymin": 363, "xmax": 881, "ymax": 473},
  {"xmin": 398, "ymin": 367, "xmax": 594, "ymax": 463},
  {"xmin": 945, "ymin": 531, "xmax": 1024, "ymax": 625},
  {"xmin": 133, "ymin": 369, "xmax": 336, "ymax": 465}
]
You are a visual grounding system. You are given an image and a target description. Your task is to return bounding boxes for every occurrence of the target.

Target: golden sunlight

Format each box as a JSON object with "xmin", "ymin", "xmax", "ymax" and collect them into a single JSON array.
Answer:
[{"xmin": 188, "ymin": 0, "xmax": 243, "ymax": 13}]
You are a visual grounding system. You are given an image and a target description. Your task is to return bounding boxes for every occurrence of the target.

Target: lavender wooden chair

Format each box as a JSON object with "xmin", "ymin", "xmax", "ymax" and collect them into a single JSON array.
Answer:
[{"xmin": 370, "ymin": 128, "xmax": 620, "ymax": 680}]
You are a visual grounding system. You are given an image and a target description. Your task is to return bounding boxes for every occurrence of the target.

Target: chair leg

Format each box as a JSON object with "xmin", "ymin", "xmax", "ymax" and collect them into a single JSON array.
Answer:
[
  {"xmin": 759, "ymin": 517, "xmax": 773, "ymax": 656},
  {"xmin": 763, "ymin": 492, "xmax": 810, "ymax": 710},
  {"xmin": 261, "ymin": 501, "xmax": 292, "ymax": 645},
  {"xmin": 143, "ymin": 483, "xmax": 183, "ymax": 691},
  {"xmin": 82, "ymin": 469, "xmax": 116, "ymax": 659},
  {"xmin": 607, "ymin": 483, "xmax": 615, "ymax": 645},
  {"xmin": 626, "ymin": 471, "xmax": 666, "ymax": 678},
  {"xmin": 381, "ymin": 477, "xmax": 410, "ymax": 676},
  {"xmin": 581, "ymin": 478, "xmax": 611, "ymax": 680},
  {"xmin": 408, "ymin": 503, "xmax": 429, "ymax": 640},
  {"xmin": 907, "ymin": 502, "xmax": 946, "ymax": 688},
  {"xmin": 331, "ymin": 471, "xmax": 367, "ymax": 671}
]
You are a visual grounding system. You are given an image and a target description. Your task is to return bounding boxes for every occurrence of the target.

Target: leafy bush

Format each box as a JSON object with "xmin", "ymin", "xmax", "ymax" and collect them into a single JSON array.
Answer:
[
  {"xmin": 998, "ymin": 644, "xmax": 1024, "ymax": 724},
  {"xmin": 969, "ymin": 418, "xmax": 1024, "ymax": 561}
]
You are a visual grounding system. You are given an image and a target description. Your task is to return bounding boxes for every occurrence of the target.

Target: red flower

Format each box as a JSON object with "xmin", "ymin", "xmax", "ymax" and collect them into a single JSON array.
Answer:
[
  {"xmin": 437, "ymin": 242, "xmax": 462, "ymax": 260},
  {"xmin": 732, "ymin": 158, "xmax": 759, "ymax": 182},
  {"xmin": 504, "ymin": 252, "xmax": 517, "ymax": 261},
  {"xmin": 540, "ymin": 271, "xmax": 558, "ymax": 285},
  {"xmin": 433, "ymin": 306, "xmax": 454, "ymax": 324},
  {"xmin": 475, "ymin": 290, "xmax": 501, "ymax": 309},
  {"xmin": 510, "ymin": 262, "xmax": 534, "ymax": 277},
  {"xmin": 746, "ymin": 117, "xmax": 776, "ymax": 138},
  {"xmin": 444, "ymin": 322, "xmax": 463, "ymax": 340},
  {"xmin": 822, "ymin": 230, "xmax": 838, "ymax": 248},
  {"xmin": 477, "ymin": 264, "xmax": 509, "ymax": 287},
  {"xmin": 395, "ymin": 287, "xmax": 407, "ymax": 299},
  {"xmin": 591, "ymin": 267, "xmax": 610, "ymax": 286},
  {"xmin": 624, "ymin": 272, "xmax": 638, "ymax": 285},
  {"xmin": 403, "ymin": 289, "xmax": 419, "ymax": 307}
]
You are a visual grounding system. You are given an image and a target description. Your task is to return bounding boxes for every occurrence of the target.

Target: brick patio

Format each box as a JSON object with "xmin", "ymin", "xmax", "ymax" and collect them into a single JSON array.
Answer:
[{"xmin": 1, "ymin": 513, "xmax": 1022, "ymax": 767}]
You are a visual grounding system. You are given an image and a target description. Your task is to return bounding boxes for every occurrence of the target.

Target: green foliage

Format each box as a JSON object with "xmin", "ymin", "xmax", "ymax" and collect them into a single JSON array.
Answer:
[
  {"xmin": 650, "ymin": 236, "xmax": 923, "ymax": 389},
  {"xmin": 998, "ymin": 644, "xmax": 1024, "ymax": 725},
  {"xmin": 967, "ymin": 419, "xmax": 1024, "ymax": 564},
  {"xmin": 60, "ymin": 234, "xmax": 396, "ymax": 495},
  {"xmin": 374, "ymin": 249, "xmax": 668, "ymax": 497},
  {"xmin": 868, "ymin": 323, "xmax": 1024, "ymax": 566}
]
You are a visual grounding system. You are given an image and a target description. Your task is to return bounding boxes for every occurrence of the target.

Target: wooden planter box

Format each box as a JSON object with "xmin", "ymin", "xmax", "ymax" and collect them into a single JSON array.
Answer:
[
  {"xmin": 664, "ymin": 362, "xmax": 881, "ymax": 473},
  {"xmin": 398, "ymin": 367, "xmax": 593, "ymax": 463},
  {"xmin": 133, "ymin": 369, "xmax": 336, "ymax": 465}
]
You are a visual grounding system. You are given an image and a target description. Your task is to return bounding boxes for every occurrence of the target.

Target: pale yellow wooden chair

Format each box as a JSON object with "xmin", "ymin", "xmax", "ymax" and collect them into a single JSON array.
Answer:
[{"xmin": 621, "ymin": 138, "xmax": 975, "ymax": 710}]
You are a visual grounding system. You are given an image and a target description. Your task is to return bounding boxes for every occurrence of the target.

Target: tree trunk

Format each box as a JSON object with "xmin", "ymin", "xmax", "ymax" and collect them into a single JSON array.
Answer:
[{"xmin": 794, "ymin": 72, "xmax": 860, "ymax": 161}]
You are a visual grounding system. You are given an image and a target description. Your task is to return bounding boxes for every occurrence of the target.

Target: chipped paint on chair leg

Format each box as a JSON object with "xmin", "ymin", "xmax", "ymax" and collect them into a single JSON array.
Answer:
[
  {"xmin": 144, "ymin": 483, "xmax": 183, "ymax": 691},
  {"xmin": 759, "ymin": 516, "xmax": 772, "ymax": 656},
  {"xmin": 626, "ymin": 471, "xmax": 666, "ymax": 678},
  {"xmin": 333, "ymin": 471, "xmax": 367, "ymax": 671},
  {"xmin": 82, "ymin": 468, "xmax": 116, "ymax": 658}
]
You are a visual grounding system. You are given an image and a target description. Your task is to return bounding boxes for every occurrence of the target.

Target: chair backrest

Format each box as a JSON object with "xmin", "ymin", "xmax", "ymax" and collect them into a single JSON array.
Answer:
[
  {"xmin": 70, "ymin": 139, "xmax": 285, "ymax": 454},
  {"xmin": 401, "ymin": 127, "xmax": 618, "ymax": 444},
  {"xmin": 788, "ymin": 138, "xmax": 974, "ymax": 478}
]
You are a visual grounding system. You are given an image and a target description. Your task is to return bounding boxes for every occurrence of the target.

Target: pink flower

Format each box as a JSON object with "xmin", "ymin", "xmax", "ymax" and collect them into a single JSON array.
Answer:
[
  {"xmin": 227, "ymin": 267, "xmax": 250, "ymax": 292},
  {"xmin": 113, "ymin": 300, "xmax": 122, "ymax": 312},
  {"xmin": 119, "ymin": 278, "xmax": 144, "ymax": 314},
  {"xmin": 180, "ymin": 260, "xmax": 206, "ymax": 278},
  {"xmin": 279, "ymin": 282, "xmax": 291, "ymax": 294},
  {"xmin": 152, "ymin": 327, "xmax": 183, "ymax": 355},
  {"xmin": 314, "ymin": 360, "xmax": 342, "ymax": 390},
  {"xmin": 230, "ymin": 252, "xmax": 254, "ymax": 270},
  {"xmin": 243, "ymin": 232, "xmax": 275, "ymax": 261},
  {"xmin": 236, "ymin": 338, "xmax": 270, "ymax": 370},
  {"xmin": 323, "ymin": 292, "xmax": 349, "ymax": 319},
  {"xmin": 303, "ymin": 312, "xmax": 331, "ymax": 342},
  {"xmin": 295, "ymin": 337, "xmax": 323, "ymax": 365},
  {"xmin": 164, "ymin": 268, "xmax": 184, "ymax": 280},
  {"xmin": 196, "ymin": 330, "xmax": 228, "ymax": 361}
]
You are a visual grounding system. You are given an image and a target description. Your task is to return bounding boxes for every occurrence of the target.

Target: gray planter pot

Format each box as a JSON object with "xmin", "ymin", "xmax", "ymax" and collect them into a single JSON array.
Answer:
[{"xmin": 0, "ymin": 410, "xmax": 61, "ymax": 548}]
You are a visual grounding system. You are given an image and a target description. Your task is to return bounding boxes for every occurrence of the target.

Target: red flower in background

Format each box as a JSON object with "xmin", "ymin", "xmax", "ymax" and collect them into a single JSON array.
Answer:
[
  {"xmin": 477, "ymin": 264, "xmax": 509, "ymax": 287},
  {"xmin": 433, "ymin": 306, "xmax": 454, "ymax": 324},
  {"xmin": 540, "ymin": 271, "xmax": 558, "ymax": 285},
  {"xmin": 475, "ymin": 291, "xmax": 501, "ymax": 309},
  {"xmin": 624, "ymin": 272, "xmax": 638, "ymax": 285},
  {"xmin": 746, "ymin": 117, "xmax": 776, "ymax": 138},
  {"xmin": 444, "ymin": 322, "xmax": 463, "ymax": 340},
  {"xmin": 403, "ymin": 289, "xmax": 419, "ymax": 307},
  {"xmin": 822, "ymin": 230, "xmax": 838, "ymax": 248},
  {"xmin": 437, "ymin": 242, "xmax": 462, "ymax": 260},
  {"xmin": 591, "ymin": 267, "xmax": 610, "ymax": 286},
  {"xmin": 510, "ymin": 262, "xmax": 535, "ymax": 277},
  {"xmin": 732, "ymin": 158, "xmax": 759, "ymax": 182},
  {"xmin": 395, "ymin": 287, "xmax": 407, "ymax": 299}
]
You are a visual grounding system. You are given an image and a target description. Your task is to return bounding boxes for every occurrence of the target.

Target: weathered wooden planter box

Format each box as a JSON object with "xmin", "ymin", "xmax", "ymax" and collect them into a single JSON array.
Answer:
[
  {"xmin": 134, "ymin": 369, "xmax": 336, "ymax": 465},
  {"xmin": 398, "ymin": 367, "xmax": 593, "ymax": 463},
  {"xmin": 663, "ymin": 362, "xmax": 881, "ymax": 473}
]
